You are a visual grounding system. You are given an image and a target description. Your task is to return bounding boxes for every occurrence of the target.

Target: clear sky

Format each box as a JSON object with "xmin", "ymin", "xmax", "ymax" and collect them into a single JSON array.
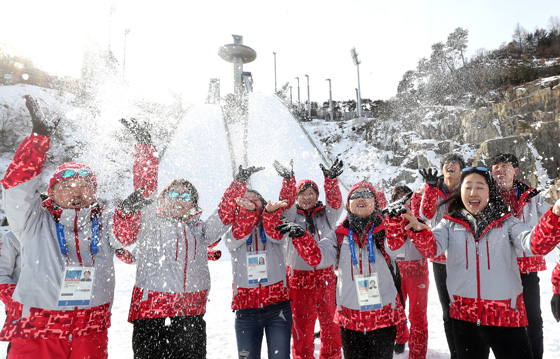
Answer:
[{"xmin": 0, "ymin": 0, "xmax": 557, "ymax": 104}]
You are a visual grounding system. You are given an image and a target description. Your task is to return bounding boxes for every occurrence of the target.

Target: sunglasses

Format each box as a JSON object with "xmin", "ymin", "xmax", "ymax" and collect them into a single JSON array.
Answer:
[
  {"xmin": 57, "ymin": 168, "xmax": 93, "ymax": 179},
  {"xmin": 167, "ymin": 192, "xmax": 192, "ymax": 201},
  {"xmin": 349, "ymin": 190, "xmax": 375, "ymax": 200},
  {"xmin": 462, "ymin": 166, "xmax": 489, "ymax": 173}
]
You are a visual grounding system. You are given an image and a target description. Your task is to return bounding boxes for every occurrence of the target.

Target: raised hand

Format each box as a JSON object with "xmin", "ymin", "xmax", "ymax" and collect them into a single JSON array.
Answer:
[
  {"xmin": 119, "ymin": 187, "xmax": 154, "ymax": 214},
  {"xmin": 383, "ymin": 192, "xmax": 412, "ymax": 218},
  {"xmin": 120, "ymin": 118, "xmax": 152, "ymax": 145},
  {"xmin": 552, "ymin": 198, "xmax": 560, "ymax": 217},
  {"xmin": 265, "ymin": 200, "xmax": 288, "ymax": 213},
  {"xmin": 25, "ymin": 95, "xmax": 60, "ymax": 136},
  {"xmin": 418, "ymin": 168, "xmax": 439, "ymax": 187},
  {"xmin": 235, "ymin": 165, "xmax": 264, "ymax": 183},
  {"xmin": 320, "ymin": 157, "xmax": 343, "ymax": 179},
  {"xmin": 401, "ymin": 207, "xmax": 430, "ymax": 232},
  {"xmin": 274, "ymin": 222, "xmax": 305, "ymax": 238},
  {"xmin": 273, "ymin": 159, "xmax": 294, "ymax": 179}
]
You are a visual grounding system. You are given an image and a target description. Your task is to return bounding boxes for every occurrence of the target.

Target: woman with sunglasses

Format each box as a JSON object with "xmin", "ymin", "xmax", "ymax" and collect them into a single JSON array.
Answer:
[
  {"xmin": 113, "ymin": 119, "xmax": 237, "ymax": 359},
  {"xmin": 268, "ymin": 181, "xmax": 407, "ymax": 359},
  {"xmin": 273, "ymin": 158, "xmax": 344, "ymax": 359},
  {"xmin": 396, "ymin": 167, "xmax": 560, "ymax": 359}
]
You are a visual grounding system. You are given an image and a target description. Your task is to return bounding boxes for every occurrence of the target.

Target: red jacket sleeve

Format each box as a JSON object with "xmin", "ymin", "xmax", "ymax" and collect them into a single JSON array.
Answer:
[
  {"xmin": 292, "ymin": 232, "xmax": 322, "ymax": 267},
  {"xmin": 115, "ymin": 248, "xmax": 135, "ymax": 264},
  {"xmin": 113, "ymin": 208, "xmax": 142, "ymax": 246},
  {"xmin": 385, "ymin": 216, "xmax": 408, "ymax": 251},
  {"xmin": 1, "ymin": 134, "xmax": 50, "ymax": 190},
  {"xmin": 218, "ymin": 180, "xmax": 247, "ymax": 225},
  {"xmin": 411, "ymin": 192, "xmax": 422, "ymax": 218},
  {"xmin": 232, "ymin": 208, "xmax": 260, "ymax": 240},
  {"xmin": 262, "ymin": 209, "xmax": 285, "ymax": 241},
  {"xmin": 552, "ymin": 262, "xmax": 560, "ymax": 295},
  {"xmin": 133, "ymin": 144, "xmax": 158, "ymax": 196},
  {"xmin": 0, "ymin": 283, "xmax": 16, "ymax": 306},
  {"xmin": 530, "ymin": 210, "xmax": 560, "ymax": 255},
  {"xmin": 408, "ymin": 228, "xmax": 439, "ymax": 259},
  {"xmin": 420, "ymin": 183, "xmax": 439, "ymax": 220},
  {"xmin": 324, "ymin": 177, "xmax": 342, "ymax": 210},
  {"xmin": 279, "ymin": 176, "xmax": 297, "ymax": 210}
]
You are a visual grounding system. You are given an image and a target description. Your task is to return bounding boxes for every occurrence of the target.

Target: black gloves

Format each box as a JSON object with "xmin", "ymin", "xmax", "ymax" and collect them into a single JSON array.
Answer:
[
  {"xmin": 383, "ymin": 192, "xmax": 413, "ymax": 218},
  {"xmin": 273, "ymin": 159, "xmax": 294, "ymax": 179},
  {"xmin": 552, "ymin": 293, "xmax": 560, "ymax": 322},
  {"xmin": 419, "ymin": 168, "xmax": 439, "ymax": 187},
  {"xmin": 235, "ymin": 165, "xmax": 264, "ymax": 183},
  {"xmin": 120, "ymin": 187, "xmax": 154, "ymax": 214},
  {"xmin": 320, "ymin": 158, "xmax": 343, "ymax": 179},
  {"xmin": 121, "ymin": 118, "xmax": 152, "ymax": 145},
  {"xmin": 25, "ymin": 95, "xmax": 60, "ymax": 137},
  {"xmin": 275, "ymin": 222, "xmax": 306, "ymax": 238}
]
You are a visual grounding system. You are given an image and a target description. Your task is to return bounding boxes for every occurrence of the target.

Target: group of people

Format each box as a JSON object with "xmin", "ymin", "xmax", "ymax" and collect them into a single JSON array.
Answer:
[{"xmin": 1, "ymin": 94, "xmax": 560, "ymax": 359}]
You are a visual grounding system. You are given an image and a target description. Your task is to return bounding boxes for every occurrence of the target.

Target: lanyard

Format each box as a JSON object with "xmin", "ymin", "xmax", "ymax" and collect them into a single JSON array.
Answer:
[
  {"xmin": 348, "ymin": 226, "xmax": 375, "ymax": 266},
  {"xmin": 56, "ymin": 216, "xmax": 100, "ymax": 257},
  {"xmin": 247, "ymin": 225, "xmax": 266, "ymax": 246}
]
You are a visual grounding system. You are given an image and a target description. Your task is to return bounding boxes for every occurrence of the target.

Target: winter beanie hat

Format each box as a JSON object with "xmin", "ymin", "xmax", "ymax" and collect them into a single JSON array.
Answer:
[
  {"xmin": 347, "ymin": 181, "xmax": 377, "ymax": 204},
  {"xmin": 296, "ymin": 179, "xmax": 319, "ymax": 197},
  {"xmin": 49, "ymin": 163, "xmax": 98, "ymax": 189},
  {"xmin": 440, "ymin": 153, "xmax": 466, "ymax": 169}
]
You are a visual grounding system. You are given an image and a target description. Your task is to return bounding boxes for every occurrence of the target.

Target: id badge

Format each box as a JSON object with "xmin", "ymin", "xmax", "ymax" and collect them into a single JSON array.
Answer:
[
  {"xmin": 355, "ymin": 273, "xmax": 382, "ymax": 311},
  {"xmin": 58, "ymin": 266, "xmax": 95, "ymax": 306},
  {"xmin": 247, "ymin": 251, "xmax": 268, "ymax": 285}
]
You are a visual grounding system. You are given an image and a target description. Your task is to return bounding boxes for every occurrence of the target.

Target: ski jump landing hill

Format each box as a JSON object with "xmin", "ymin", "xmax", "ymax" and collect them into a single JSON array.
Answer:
[{"xmin": 158, "ymin": 93, "xmax": 347, "ymax": 258}]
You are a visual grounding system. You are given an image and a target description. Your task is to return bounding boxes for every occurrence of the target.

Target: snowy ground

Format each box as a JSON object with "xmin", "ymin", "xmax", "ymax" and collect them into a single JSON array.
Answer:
[{"xmin": 0, "ymin": 254, "xmax": 558, "ymax": 358}]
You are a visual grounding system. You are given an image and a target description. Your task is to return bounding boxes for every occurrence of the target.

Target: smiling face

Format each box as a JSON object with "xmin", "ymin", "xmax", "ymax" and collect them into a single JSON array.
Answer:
[
  {"xmin": 461, "ymin": 173, "xmax": 490, "ymax": 215},
  {"xmin": 442, "ymin": 160, "xmax": 462, "ymax": 187},
  {"xmin": 491, "ymin": 162, "xmax": 518, "ymax": 190},
  {"xmin": 49, "ymin": 178, "xmax": 97, "ymax": 209},
  {"xmin": 297, "ymin": 187, "xmax": 318, "ymax": 211},
  {"xmin": 347, "ymin": 186, "xmax": 377, "ymax": 218},
  {"xmin": 160, "ymin": 184, "xmax": 195, "ymax": 219}
]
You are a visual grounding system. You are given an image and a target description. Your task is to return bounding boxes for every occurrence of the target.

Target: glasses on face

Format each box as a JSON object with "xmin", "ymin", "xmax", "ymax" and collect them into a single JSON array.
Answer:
[
  {"xmin": 349, "ymin": 190, "xmax": 375, "ymax": 200},
  {"xmin": 462, "ymin": 166, "xmax": 489, "ymax": 173},
  {"xmin": 57, "ymin": 168, "xmax": 93, "ymax": 179},
  {"xmin": 167, "ymin": 192, "xmax": 192, "ymax": 201}
]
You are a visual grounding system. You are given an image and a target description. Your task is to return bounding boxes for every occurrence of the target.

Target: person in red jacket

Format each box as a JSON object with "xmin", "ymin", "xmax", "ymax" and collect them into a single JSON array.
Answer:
[
  {"xmin": 399, "ymin": 167, "xmax": 560, "ymax": 359},
  {"xmin": 490, "ymin": 152, "xmax": 550, "ymax": 359},
  {"xmin": 390, "ymin": 186, "xmax": 429, "ymax": 359},
  {"xmin": 113, "ymin": 119, "xmax": 233, "ymax": 359}
]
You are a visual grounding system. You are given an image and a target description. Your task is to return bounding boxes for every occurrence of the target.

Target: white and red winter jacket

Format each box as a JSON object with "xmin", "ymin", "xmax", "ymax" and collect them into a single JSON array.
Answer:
[
  {"xmin": 266, "ymin": 211, "xmax": 407, "ymax": 332},
  {"xmin": 499, "ymin": 179, "xmax": 551, "ymax": 273},
  {"xmin": 0, "ymin": 134, "xmax": 123, "ymax": 340},
  {"xmin": 399, "ymin": 208, "xmax": 560, "ymax": 327},
  {"xmin": 113, "ymin": 144, "xmax": 230, "ymax": 322},
  {"xmin": 219, "ymin": 178, "xmax": 294, "ymax": 310},
  {"xmin": 282, "ymin": 177, "xmax": 343, "ymax": 289},
  {"xmin": 420, "ymin": 182, "xmax": 453, "ymax": 263}
]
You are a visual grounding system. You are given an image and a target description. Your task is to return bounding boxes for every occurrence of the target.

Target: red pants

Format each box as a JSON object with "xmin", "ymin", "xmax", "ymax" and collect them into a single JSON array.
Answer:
[
  {"xmin": 8, "ymin": 330, "xmax": 108, "ymax": 359},
  {"xmin": 395, "ymin": 261, "xmax": 429, "ymax": 359},
  {"xmin": 289, "ymin": 268, "xmax": 341, "ymax": 359}
]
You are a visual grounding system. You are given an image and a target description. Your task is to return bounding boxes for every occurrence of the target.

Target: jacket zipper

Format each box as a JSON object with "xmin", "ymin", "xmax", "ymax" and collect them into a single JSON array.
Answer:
[{"xmin": 475, "ymin": 240, "xmax": 481, "ymax": 326}]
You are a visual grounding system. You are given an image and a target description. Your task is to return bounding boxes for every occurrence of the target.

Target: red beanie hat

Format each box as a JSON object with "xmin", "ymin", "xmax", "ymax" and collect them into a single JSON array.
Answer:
[
  {"xmin": 296, "ymin": 179, "xmax": 319, "ymax": 196},
  {"xmin": 49, "ymin": 163, "xmax": 97, "ymax": 189},
  {"xmin": 347, "ymin": 181, "xmax": 377, "ymax": 203}
]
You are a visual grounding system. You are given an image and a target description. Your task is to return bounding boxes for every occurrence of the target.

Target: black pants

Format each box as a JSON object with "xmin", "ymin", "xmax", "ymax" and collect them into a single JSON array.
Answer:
[
  {"xmin": 433, "ymin": 262, "xmax": 457, "ymax": 359},
  {"xmin": 132, "ymin": 315, "xmax": 206, "ymax": 359},
  {"xmin": 521, "ymin": 272, "xmax": 543, "ymax": 359},
  {"xmin": 339, "ymin": 325, "xmax": 396, "ymax": 359},
  {"xmin": 452, "ymin": 318, "xmax": 533, "ymax": 359}
]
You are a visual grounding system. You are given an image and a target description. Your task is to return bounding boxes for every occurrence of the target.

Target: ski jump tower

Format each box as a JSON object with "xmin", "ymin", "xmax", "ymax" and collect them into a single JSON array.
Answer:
[{"xmin": 218, "ymin": 35, "xmax": 257, "ymax": 97}]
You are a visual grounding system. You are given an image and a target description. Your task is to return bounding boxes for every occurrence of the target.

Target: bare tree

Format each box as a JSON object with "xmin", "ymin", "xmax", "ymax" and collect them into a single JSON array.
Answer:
[
  {"xmin": 512, "ymin": 22, "xmax": 528, "ymax": 53},
  {"xmin": 446, "ymin": 27, "xmax": 469, "ymax": 67},
  {"xmin": 549, "ymin": 16, "xmax": 560, "ymax": 35}
]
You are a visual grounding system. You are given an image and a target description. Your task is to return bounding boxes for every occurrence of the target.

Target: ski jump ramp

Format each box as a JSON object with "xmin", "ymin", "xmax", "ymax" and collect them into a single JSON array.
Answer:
[{"xmin": 159, "ymin": 92, "xmax": 342, "ymax": 218}]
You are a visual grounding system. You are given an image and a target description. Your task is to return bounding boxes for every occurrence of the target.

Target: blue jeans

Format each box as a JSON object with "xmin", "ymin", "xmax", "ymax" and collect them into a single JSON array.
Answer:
[{"xmin": 235, "ymin": 300, "xmax": 292, "ymax": 359}]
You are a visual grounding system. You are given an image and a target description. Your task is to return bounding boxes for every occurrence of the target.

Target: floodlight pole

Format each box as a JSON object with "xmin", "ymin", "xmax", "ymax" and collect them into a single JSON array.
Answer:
[
  {"xmin": 305, "ymin": 74, "xmax": 311, "ymax": 118},
  {"xmin": 273, "ymin": 52, "xmax": 277, "ymax": 93},
  {"xmin": 350, "ymin": 47, "xmax": 362, "ymax": 117},
  {"xmin": 326, "ymin": 79, "xmax": 333, "ymax": 121}
]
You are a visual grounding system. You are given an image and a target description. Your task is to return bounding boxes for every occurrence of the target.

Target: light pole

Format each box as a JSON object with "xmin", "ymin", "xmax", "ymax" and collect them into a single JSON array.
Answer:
[
  {"xmin": 326, "ymin": 79, "xmax": 333, "ymax": 121},
  {"xmin": 350, "ymin": 47, "xmax": 362, "ymax": 117},
  {"xmin": 305, "ymin": 74, "xmax": 311, "ymax": 119},
  {"xmin": 295, "ymin": 77, "xmax": 300, "ymax": 108},
  {"xmin": 355, "ymin": 88, "xmax": 359, "ymax": 117},
  {"xmin": 273, "ymin": 52, "xmax": 277, "ymax": 93}
]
